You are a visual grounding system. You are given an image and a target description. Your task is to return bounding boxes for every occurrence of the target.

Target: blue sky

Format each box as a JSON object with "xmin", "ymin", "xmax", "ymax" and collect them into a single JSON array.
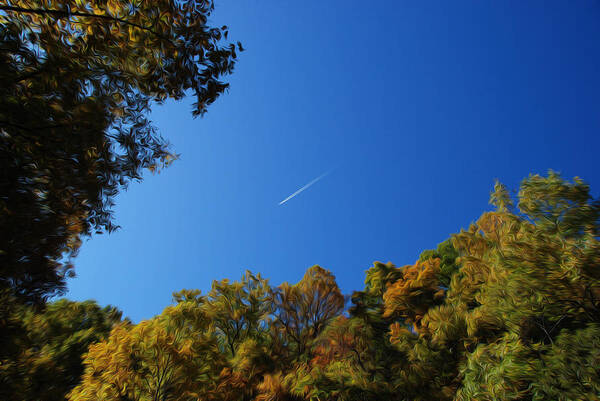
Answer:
[{"xmin": 65, "ymin": 1, "xmax": 600, "ymax": 322}]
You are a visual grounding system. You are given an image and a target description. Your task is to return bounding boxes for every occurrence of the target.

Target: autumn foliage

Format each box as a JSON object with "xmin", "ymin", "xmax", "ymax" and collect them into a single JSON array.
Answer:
[
  {"xmin": 2, "ymin": 2, "xmax": 600, "ymax": 400},
  {"xmin": 0, "ymin": 172, "xmax": 598, "ymax": 400}
]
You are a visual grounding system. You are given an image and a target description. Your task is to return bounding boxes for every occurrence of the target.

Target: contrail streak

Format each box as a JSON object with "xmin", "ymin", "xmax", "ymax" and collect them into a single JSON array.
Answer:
[{"xmin": 278, "ymin": 169, "xmax": 333, "ymax": 205}]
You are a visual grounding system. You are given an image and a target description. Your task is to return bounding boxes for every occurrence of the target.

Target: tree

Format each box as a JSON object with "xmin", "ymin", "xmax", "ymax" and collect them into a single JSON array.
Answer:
[
  {"xmin": 272, "ymin": 265, "xmax": 345, "ymax": 361},
  {"xmin": 203, "ymin": 272, "xmax": 273, "ymax": 401},
  {"xmin": 203, "ymin": 271, "xmax": 272, "ymax": 358},
  {"xmin": 69, "ymin": 300, "xmax": 224, "ymax": 401},
  {"xmin": 301, "ymin": 316, "xmax": 394, "ymax": 401},
  {"xmin": 0, "ymin": 299, "xmax": 124, "ymax": 401},
  {"xmin": 450, "ymin": 173, "xmax": 600, "ymax": 400},
  {"xmin": 344, "ymin": 262, "xmax": 411, "ymax": 400},
  {"xmin": 251, "ymin": 266, "xmax": 344, "ymax": 401},
  {"xmin": 0, "ymin": 0, "xmax": 241, "ymax": 302}
]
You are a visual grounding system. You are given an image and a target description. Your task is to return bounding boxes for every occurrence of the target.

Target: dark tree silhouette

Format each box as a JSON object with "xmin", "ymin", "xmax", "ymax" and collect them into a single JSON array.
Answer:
[{"xmin": 0, "ymin": 0, "xmax": 241, "ymax": 302}]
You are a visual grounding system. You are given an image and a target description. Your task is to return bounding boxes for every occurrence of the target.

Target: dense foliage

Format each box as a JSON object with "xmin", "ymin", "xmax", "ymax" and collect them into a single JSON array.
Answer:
[
  {"xmin": 0, "ymin": 294, "xmax": 125, "ymax": 401},
  {"xmin": 2, "ymin": 3, "xmax": 599, "ymax": 399},
  {"xmin": 2, "ymin": 173, "xmax": 598, "ymax": 400},
  {"xmin": 0, "ymin": 0, "xmax": 240, "ymax": 303}
]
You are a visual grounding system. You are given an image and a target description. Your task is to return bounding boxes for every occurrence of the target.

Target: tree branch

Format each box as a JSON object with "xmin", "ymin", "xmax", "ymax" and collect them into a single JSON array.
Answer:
[{"xmin": 0, "ymin": 5, "xmax": 172, "ymax": 43}]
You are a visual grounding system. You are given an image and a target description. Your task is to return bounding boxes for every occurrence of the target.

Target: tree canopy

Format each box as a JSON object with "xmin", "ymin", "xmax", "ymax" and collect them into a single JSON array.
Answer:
[
  {"xmin": 52, "ymin": 173, "xmax": 600, "ymax": 400},
  {"xmin": 0, "ymin": 296, "xmax": 124, "ymax": 401},
  {"xmin": 0, "ymin": 0, "xmax": 241, "ymax": 302}
]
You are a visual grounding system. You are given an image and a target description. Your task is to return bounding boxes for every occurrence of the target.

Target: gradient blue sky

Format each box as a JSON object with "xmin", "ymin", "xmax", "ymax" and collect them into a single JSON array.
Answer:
[{"xmin": 65, "ymin": 1, "xmax": 600, "ymax": 322}]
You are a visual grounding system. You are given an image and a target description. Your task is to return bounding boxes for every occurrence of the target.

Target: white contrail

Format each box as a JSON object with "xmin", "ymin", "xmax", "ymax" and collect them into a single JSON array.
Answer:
[{"xmin": 278, "ymin": 169, "xmax": 333, "ymax": 205}]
